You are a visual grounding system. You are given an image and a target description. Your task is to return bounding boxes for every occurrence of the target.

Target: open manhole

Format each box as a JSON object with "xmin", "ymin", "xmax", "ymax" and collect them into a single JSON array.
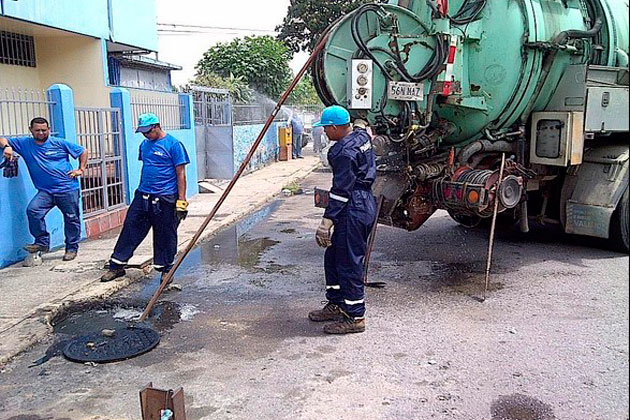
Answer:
[{"xmin": 63, "ymin": 326, "xmax": 160, "ymax": 364}]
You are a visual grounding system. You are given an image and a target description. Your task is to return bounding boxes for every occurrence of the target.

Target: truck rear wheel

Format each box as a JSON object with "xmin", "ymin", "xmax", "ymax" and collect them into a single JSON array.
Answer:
[{"xmin": 610, "ymin": 188, "xmax": 629, "ymax": 253}]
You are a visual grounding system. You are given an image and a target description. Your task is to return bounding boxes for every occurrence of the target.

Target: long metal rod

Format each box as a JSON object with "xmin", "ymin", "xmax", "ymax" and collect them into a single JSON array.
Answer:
[
  {"xmin": 482, "ymin": 153, "xmax": 506, "ymax": 302},
  {"xmin": 363, "ymin": 195, "xmax": 384, "ymax": 285},
  {"xmin": 140, "ymin": 34, "xmax": 330, "ymax": 321}
]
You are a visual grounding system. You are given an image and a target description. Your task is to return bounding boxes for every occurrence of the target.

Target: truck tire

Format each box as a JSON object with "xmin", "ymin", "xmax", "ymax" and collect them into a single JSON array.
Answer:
[{"xmin": 610, "ymin": 187, "xmax": 629, "ymax": 253}]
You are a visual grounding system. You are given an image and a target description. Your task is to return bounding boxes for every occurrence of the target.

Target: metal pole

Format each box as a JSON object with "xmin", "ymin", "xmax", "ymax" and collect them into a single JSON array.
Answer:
[
  {"xmin": 482, "ymin": 153, "xmax": 506, "ymax": 302},
  {"xmin": 363, "ymin": 196, "xmax": 386, "ymax": 288},
  {"xmin": 139, "ymin": 33, "xmax": 330, "ymax": 321}
]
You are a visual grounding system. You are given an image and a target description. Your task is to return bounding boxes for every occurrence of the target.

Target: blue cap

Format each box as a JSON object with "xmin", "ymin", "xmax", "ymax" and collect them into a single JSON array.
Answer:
[
  {"xmin": 312, "ymin": 105, "xmax": 350, "ymax": 127},
  {"xmin": 136, "ymin": 113, "xmax": 160, "ymax": 133}
]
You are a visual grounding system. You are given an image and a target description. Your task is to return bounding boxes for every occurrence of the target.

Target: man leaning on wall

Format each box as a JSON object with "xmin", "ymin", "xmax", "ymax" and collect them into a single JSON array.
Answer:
[{"xmin": 0, "ymin": 117, "xmax": 88, "ymax": 262}]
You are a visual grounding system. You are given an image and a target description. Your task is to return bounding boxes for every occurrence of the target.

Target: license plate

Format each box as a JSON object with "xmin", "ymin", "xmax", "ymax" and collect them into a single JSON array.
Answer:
[{"xmin": 388, "ymin": 82, "xmax": 424, "ymax": 101}]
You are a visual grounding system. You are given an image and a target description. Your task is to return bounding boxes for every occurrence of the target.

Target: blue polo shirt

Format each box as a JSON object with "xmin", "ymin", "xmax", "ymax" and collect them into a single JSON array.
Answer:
[
  {"xmin": 138, "ymin": 134, "xmax": 190, "ymax": 196},
  {"xmin": 8, "ymin": 136, "xmax": 85, "ymax": 194}
]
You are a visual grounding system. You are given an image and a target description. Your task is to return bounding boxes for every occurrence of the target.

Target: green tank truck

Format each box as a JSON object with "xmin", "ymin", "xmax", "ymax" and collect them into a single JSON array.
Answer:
[{"xmin": 313, "ymin": 0, "xmax": 629, "ymax": 252}]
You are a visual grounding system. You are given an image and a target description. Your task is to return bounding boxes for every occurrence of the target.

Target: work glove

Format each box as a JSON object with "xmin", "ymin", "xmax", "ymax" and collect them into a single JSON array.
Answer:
[
  {"xmin": 175, "ymin": 200, "xmax": 189, "ymax": 223},
  {"xmin": 0, "ymin": 155, "xmax": 18, "ymax": 178},
  {"xmin": 316, "ymin": 218, "xmax": 334, "ymax": 248}
]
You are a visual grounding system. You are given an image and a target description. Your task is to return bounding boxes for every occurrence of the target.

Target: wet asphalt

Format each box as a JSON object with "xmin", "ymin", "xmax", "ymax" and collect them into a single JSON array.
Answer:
[{"xmin": 0, "ymin": 170, "xmax": 628, "ymax": 420}]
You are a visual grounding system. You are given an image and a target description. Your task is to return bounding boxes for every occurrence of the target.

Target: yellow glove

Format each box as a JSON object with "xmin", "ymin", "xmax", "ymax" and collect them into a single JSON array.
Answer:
[
  {"xmin": 176, "ymin": 200, "xmax": 189, "ymax": 222},
  {"xmin": 316, "ymin": 218, "xmax": 334, "ymax": 248}
]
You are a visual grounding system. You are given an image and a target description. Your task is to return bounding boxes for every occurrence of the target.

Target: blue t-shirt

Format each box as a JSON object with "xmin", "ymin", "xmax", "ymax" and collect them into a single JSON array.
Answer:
[
  {"xmin": 8, "ymin": 136, "xmax": 85, "ymax": 194},
  {"xmin": 138, "ymin": 134, "xmax": 190, "ymax": 196}
]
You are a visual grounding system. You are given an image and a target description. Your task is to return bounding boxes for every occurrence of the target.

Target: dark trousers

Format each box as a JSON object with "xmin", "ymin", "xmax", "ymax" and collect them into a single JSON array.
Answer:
[
  {"xmin": 109, "ymin": 191, "xmax": 178, "ymax": 272},
  {"xmin": 324, "ymin": 191, "xmax": 376, "ymax": 319},
  {"xmin": 26, "ymin": 190, "xmax": 81, "ymax": 252},
  {"xmin": 292, "ymin": 134, "xmax": 303, "ymax": 158}
]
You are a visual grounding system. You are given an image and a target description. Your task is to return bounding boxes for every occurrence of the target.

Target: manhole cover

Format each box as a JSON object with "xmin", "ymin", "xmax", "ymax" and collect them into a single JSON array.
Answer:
[{"xmin": 63, "ymin": 326, "xmax": 160, "ymax": 364}]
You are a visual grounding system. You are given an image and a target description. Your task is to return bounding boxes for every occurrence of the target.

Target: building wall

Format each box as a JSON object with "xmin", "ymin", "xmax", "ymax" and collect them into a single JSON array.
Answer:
[
  {"xmin": 109, "ymin": 0, "xmax": 159, "ymax": 52},
  {"xmin": 36, "ymin": 36, "xmax": 110, "ymax": 107},
  {"xmin": 233, "ymin": 123, "xmax": 279, "ymax": 174},
  {"xmin": 1, "ymin": 0, "xmax": 109, "ymax": 39},
  {"xmin": 0, "ymin": 64, "xmax": 40, "ymax": 88},
  {"xmin": 1, "ymin": 0, "xmax": 158, "ymax": 52}
]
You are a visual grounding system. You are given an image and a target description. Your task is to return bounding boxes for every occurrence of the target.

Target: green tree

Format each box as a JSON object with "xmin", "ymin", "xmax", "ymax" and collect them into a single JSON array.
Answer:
[
  {"xmin": 195, "ymin": 36, "xmax": 293, "ymax": 99},
  {"xmin": 287, "ymin": 75, "xmax": 321, "ymax": 106},
  {"xmin": 186, "ymin": 72, "xmax": 254, "ymax": 104},
  {"xmin": 277, "ymin": 0, "xmax": 385, "ymax": 53}
]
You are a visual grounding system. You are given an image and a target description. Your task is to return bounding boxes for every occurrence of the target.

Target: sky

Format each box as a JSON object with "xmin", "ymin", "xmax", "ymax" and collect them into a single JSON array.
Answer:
[{"xmin": 155, "ymin": 0, "xmax": 308, "ymax": 87}]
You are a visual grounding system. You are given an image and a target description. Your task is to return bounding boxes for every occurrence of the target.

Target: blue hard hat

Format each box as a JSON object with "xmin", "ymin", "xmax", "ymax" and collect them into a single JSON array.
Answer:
[
  {"xmin": 312, "ymin": 105, "xmax": 350, "ymax": 127},
  {"xmin": 136, "ymin": 113, "xmax": 160, "ymax": 133}
]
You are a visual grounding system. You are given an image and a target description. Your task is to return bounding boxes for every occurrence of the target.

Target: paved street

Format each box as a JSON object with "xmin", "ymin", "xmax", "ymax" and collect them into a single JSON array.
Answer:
[{"xmin": 0, "ymin": 170, "xmax": 628, "ymax": 420}]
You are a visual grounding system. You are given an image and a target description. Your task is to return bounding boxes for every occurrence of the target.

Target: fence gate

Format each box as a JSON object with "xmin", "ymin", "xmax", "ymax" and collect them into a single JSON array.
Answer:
[
  {"xmin": 191, "ymin": 86, "xmax": 232, "ymax": 179},
  {"xmin": 75, "ymin": 107, "xmax": 126, "ymax": 217}
]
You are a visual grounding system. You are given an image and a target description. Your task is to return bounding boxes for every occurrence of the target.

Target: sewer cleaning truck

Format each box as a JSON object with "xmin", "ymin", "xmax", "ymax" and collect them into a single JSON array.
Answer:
[{"xmin": 312, "ymin": 0, "xmax": 629, "ymax": 252}]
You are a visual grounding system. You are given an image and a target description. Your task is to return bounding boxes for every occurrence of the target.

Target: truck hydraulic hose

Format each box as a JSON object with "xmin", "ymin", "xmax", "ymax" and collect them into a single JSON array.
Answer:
[
  {"xmin": 458, "ymin": 140, "xmax": 515, "ymax": 165},
  {"xmin": 521, "ymin": 17, "xmax": 603, "ymax": 122}
]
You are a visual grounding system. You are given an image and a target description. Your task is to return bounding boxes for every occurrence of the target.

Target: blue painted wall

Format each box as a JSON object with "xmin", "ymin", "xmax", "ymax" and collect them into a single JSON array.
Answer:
[
  {"xmin": 109, "ymin": 0, "xmax": 159, "ymax": 52},
  {"xmin": 2, "ymin": 0, "xmax": 109, "ymax": 39},
  {"xmin": 233, "ymin": 123, "xmax": 279, "ymax": 175},
  {"xmin": 1, "ymin": 0, "xmax": 158, "ymax": 52},
  {"xmin": 0, "ymin": 84, "xmax": 86, "ymax": 268}
]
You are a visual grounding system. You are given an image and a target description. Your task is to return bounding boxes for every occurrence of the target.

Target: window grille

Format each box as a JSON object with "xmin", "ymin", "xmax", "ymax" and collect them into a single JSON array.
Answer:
[{"xmin": 0, "ymin": 31, "xmax": 36, "ymax": 67}]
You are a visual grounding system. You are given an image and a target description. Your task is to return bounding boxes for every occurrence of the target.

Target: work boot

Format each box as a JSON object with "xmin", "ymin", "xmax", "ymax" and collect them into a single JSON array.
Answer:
[
  {"xmin": 308, "ymin": 302, "xmax": 344, "ymax": 322},
  {"xmin": 323, "ymin": 317, "xmax": 366, "ymax": 335},
  {"xmin": 23, "ymin": 244, "xmax": 48, "ymax": 253},
  {"xmin": 62, "ymin": 251, "xmax": 77, "ymax": 261},
  {"xmin": 100, "ymin": 268, "xmax": 126, "ymax": 283}
]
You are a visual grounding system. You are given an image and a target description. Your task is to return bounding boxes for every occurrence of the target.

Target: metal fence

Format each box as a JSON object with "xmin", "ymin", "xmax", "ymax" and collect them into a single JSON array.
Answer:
[
  {"xmin": 130, "ymin": 90, "xmax": 186, "ymax": 131},
  {"xmin": 75, "ymin": 107, "xmax": 126, "ymax": 217},
  {"xmin": 0, "ymin": 88, "xmax": 54, "ymax": 137},
  {"xmin": 191, "ymin": 86, "xmax": 231, "ymax": 126}
]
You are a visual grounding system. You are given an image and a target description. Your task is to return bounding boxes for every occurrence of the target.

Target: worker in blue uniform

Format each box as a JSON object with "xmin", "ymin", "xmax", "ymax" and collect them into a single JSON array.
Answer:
[
  {"xmin": 310, "ymin": 105, "xmax": 377, "ymax": 334},
  {"xmin": 1, "ymin": 117, "xmax": 88, "ymax": 262},
  {"xmin": 100, "ymin": 113, "xmax": 190, "ymax": 283}
]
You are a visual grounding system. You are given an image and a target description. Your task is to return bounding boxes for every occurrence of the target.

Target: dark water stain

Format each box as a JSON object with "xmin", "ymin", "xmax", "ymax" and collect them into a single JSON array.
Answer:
[
  {"xmin": 419, "ymin": 261, "xmax": 505, "ymax": 296},
  {"xmin": 280, "ymin": 228, "xmax": 297, "ymax": 234},
  {"xmin": 28, "ymin": 337, "xmax": 71, "ymax": 367},
  {"xmin": 491, "ymin": 394, "xmax": 555, "ymax": 420}
]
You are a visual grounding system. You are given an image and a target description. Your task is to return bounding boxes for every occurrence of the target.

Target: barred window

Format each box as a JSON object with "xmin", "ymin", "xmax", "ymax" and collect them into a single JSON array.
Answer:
[{"xmin": 0, "ymin": 31, "xmax": 36, "ymax": 67}]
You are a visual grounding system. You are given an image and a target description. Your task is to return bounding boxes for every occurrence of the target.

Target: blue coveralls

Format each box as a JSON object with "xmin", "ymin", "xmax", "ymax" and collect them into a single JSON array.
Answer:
[{"xmin": 324, "ymin": 128, "xmax": 377, "ymax": 320}]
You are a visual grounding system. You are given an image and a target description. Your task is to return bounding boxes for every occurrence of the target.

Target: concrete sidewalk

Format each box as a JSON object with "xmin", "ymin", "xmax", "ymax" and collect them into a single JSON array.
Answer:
[{"xmin": 0, "ymin": 154, "xmax": 321, "ymax": 366}]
